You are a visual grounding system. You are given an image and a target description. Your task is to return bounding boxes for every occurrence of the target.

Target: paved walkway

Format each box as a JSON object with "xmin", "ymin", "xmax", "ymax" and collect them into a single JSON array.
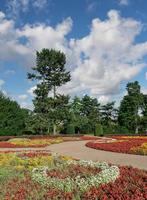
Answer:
[
  {"xmin": 47, "ymin": 140, "xmax": 147, "ymax": 170},
  {"xmin": 0, "ymin": 140, "xmax": 146, "ymax": 170}
]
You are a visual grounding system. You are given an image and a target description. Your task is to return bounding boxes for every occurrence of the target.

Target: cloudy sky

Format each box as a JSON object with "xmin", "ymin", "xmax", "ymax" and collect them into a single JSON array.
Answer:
[{"xmin": 0, "ymin": 0, "xmax": 147, "ymax": 109}]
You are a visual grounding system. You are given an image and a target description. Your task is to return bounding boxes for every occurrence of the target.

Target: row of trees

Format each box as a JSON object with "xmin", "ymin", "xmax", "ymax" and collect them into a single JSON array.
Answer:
[
  {"xmin": 26, "ymin": 49, "xmax": 147, "ymax": 135},
  {"xmin": 0, "ymin": 49, "xmax": 146, "ymax": 135}
]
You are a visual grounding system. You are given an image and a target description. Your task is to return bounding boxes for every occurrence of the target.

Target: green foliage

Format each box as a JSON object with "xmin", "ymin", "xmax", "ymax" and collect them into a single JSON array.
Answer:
[
  {"xmin": 94, "ymin": 124, "xmax": 103, "ymax": 136},
  {"xmin": 66, "ymin": 123, "xmax": 75, "ymax": 134},
  {"xmin": 28, "ymin": 49, "xmax": 71, "ymax": 135},
  {"xmin": 80, "ymin": 95, "xmax": 100, "ymax": 124},
  {"xmin": 1, "ymin": 47, "xmax": 147, "ymax": 138},
  {"xmin": 118, "ymin": 81, "xmax": 144, "ymax": 133},
  {"xmin": 115, "ymin": 126, "xmax": 129, "ymax": 134},
  {"xmin": 101, "ymin": 102, "xmax": 118, "ymax": 126},
  {"xmin": 141, "ymin": 95, "xmax": 147, "ymax": 132},
  {"xmin": 68, "ymin": 95, "xmax": 100, "ymax": 135},
  {"xmin": 25, "ymin": 113, "xmax": 51, "ymax": 135},
  {"xmin": 80, "ymin": 123, "xmax": 94, "ymax": 134},
  {"xmin": 0, "ymin": 167, "xmax": 23, "ymax": 182},
  {"xmin": 0, "ymin": 92, "xmax": 29, "ymax": 135}
]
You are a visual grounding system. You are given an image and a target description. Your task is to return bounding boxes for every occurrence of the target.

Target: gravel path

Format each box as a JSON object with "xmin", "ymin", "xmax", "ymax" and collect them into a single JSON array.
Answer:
[{"xmin": 0, "ymin": 140, "xmax": 146, "ymax": 170}]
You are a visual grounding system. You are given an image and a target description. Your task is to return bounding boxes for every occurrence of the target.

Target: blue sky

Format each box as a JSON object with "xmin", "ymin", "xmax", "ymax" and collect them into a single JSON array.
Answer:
[{"xmin": 0, "ymin": 0, "xmax": 147, "ymax": 109}]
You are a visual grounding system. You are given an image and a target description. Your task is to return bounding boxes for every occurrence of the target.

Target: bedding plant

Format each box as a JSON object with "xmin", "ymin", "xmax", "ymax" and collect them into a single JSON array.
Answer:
[
  {"xmin": 0, "ymin": 138, "xmax": 63, "ymax": 148},
  {"xmin": 86, "ymin": 136, "xmax": 147, "ymax": 155},
  {"xmin": 0, "ymin": 136, "xmax": 91, "ymax": 148},
  {"xmin": 0, "ymin": 151, "xmax": 146, "ymax": 199}
]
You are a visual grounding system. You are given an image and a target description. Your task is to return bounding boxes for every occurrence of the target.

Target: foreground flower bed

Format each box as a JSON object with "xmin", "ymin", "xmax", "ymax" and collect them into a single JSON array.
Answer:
[
  {"xmin": 0, "ymin": 151, "xmax": 146, "ymax": 199},
  {"xmin": 82, "ymin": 166, "xmax": 147, "ymax": 200},
  {"xmin": 86, "ymin": 136, "xmax": 147, "ymax": 155}
]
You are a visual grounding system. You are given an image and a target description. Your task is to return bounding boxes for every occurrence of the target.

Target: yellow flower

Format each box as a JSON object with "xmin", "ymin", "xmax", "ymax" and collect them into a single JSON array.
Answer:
[
  {"xmin": 130, "ymin": 142, "xmax": 147, "ymax": 155},
  {"xmin": 14, "ymin": 165, "xmax": 25, "ymax": 171}
]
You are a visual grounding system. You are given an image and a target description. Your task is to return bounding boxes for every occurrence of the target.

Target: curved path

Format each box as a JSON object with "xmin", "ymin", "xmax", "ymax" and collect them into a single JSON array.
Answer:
[
  {"xmin": 47, "ymin": 140, "xmax": 147, "ymax": 170},
  {"xmin": 0, "ymin": 140, "xmax": 146, "ymax": 170}
]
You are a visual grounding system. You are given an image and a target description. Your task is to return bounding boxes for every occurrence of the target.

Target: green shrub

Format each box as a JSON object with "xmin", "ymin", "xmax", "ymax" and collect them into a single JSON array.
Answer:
[
  {"xmin": 66, "ymin": 123, "xmax": 75, "ymax": 134},
  {"xmin": 103, "ymin": 125, "xmax": 115, "ymax": 135},
  {"xmin": 94, "ymin": 124, "xmax": 103, "ymax": 136},
  {"xmin": 114, "ymin": 126, "xmax": 129, "ymax": 134},
  {"xmin": 80, "ymin": 123, "xmax": 93, "ymax": 134}
]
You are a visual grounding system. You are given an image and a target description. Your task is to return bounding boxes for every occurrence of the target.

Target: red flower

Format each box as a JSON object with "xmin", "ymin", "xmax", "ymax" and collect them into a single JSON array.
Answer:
[{"xmin": 86, "ymin": 138, "xmax": 147, "ymax": 155}]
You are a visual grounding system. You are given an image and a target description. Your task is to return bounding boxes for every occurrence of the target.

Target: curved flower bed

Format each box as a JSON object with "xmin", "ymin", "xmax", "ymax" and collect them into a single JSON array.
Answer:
[
  {"xmin": 0, "ymin": 135, "xmax": 93, "ymax": 148},
  {"xmin": 0, "ymin": 151, "xmax": 146, "ymax": 199},
  {"xmin": 32, "ymin": 160, "xmax": 119, "ymax": 194},
  {"xmin": 0, "ymin": 137, "xmax": 64, "ymax": 148},
  {"xmin": 86, "ymin": 136, "xmax": 147, "ymax": 155},
  {"xmin": 82, "ymin": 166, "xmax": 147, "ymax": 200}
]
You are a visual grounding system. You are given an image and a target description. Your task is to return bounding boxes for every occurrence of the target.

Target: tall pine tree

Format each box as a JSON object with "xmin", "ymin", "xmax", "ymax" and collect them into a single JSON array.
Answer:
[{"xmin": 28, "ymin": 49, "xmax": 71, "ymax": 135}]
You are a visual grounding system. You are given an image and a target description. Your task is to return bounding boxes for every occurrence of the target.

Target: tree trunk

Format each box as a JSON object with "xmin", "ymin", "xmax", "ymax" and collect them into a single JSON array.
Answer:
[
  {"xmin": 53, "ymin": 85, "xmax": 57, "ymax": 135},
  {"xmin": 135, "ymin": 104, "xmax": 138, "ymax": 134},
  {"xmin": 53, "ymin": 123, "xmax": 57, "ymax": 135},
  {"xmin": 135, "ymin": 126, "xmax": 138, "ymax": 134}
]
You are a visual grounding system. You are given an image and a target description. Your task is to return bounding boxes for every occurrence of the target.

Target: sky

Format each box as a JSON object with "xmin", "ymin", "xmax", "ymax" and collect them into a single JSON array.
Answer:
[{"xmin": 0, "ymin": 0, "xmax": 147, "ymax": 109}]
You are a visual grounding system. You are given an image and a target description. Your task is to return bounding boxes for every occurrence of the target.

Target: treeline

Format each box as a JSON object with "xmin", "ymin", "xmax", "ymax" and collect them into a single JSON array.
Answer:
[
  {"xmin": 24, "ymin": 82, "xmax": 147, "ymax": 135},
  {"xmin": 0, "ymin": 92, "xmax": 29, "ymax": 135},
  {"xmin": 0, "ymin": 49, "xmax": 146, "ymax": 136}
]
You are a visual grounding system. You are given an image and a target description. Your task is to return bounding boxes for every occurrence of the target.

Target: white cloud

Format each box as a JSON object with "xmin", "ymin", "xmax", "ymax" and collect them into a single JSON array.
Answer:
[
  {"xmin": 98, "ymin": 95, "xmax": 110, "ymax": 104},
  {"xmin": 4, "ymin": 70, "xmax": 16, "ymax": 75},
  {"xmin": 118, "ymin": 0, "xmax": 129, "ymax": 6},
  {"xmin": 32, "ymin": 0, "xmax": 48, "ymax": 10},
  {"xmin": 141, "ymin": 88, "xmax": 147, "ymax": 95},
  {"xmin": 18, "ymin": 94, "xmax": 28, "ymax": 100},
  {"xmin": 6, "ymin": 0, "xmax": 48, "ymax": 18},
  {"xmin": 0, "ymin": 10, "xmax": 147, "ymax": 99},
  {"xmin": 0, "ymin": 79, "xmax": 5, "ymax": 88},
  {"xmin": 87, "ymin": 1, "xmax": 98, "ymax": 12},
  {"xmin": 18, "ymin": 17, "xmax": 72, "ymax": 52},
  {"xmin": 19, "ymin": 101, "xmax": 33, "ymax": 110},
  {"xmin": 67, "ymin": 10, "xmax": 147, "ymax": 96},
  {"xmin": 2, "ymin": 90, "xmax": 8, "ymax": 96},
  {"xmin": 0, "ymin": 11, "xmax": 32, "ymax": 66},
  {"xmin": 0, "ymin": 79, "xmax": 6, "ymax": 95},
  {"xmin": 6, "ymin": 0, "xmax": 30, "ymax": 17},
  {"xmin": 0, "ymin": 12, "xmax": 72, "ymax": 67},
  {"xmin": 27, "ymin": 86, "xmax": 36, "ymax": 96}
]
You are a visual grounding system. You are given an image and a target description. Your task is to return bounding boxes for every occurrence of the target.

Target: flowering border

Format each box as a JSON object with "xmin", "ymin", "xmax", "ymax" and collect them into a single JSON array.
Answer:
[{"xmin": 32, "ymin": 160, "xmax": 120, "ymax": 194}]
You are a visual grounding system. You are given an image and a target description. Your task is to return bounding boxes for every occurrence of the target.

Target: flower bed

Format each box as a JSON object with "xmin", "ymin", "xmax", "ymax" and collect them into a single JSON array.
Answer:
[
  {"xmin": 86, "ymin": 136, "xmax": 147, "ymax": 155},
  {"xmin": 0, "ymin": 151, "xmax": 146, "ymax": 199},
  {"xmin": 0, "ymin": 135, "xmax": 103, "ymax": 148},
  {"xmin": 82, "ymin": 166, "xmax": 147, "ymax": 200},
  {"xmin": 0, "ymin": 135, "xmax": 96, "ymax": 148},
  {"xmin": 80, "ymin": 135, "xmax": 102, "ymax": 140},
  {"xmin": 0, "ymin": 137, "xmax": 64, "ymax": 148}
]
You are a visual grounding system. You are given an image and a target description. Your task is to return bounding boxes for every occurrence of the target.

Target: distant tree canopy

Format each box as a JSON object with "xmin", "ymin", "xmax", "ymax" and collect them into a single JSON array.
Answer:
[
  {"xmin": 0, "ymin": 92, "xmax": 29, "ymax": 135},
  {"xmin": 0, "ymin": 48, "xmax": 147, "ymax": 136},
  {"xmin": 28, "ymin": 49, "xmax": 147, "ymax": 135},
  {"xmin": 67, "ymin": 95, "xmax": 101, "ymax": 134}
]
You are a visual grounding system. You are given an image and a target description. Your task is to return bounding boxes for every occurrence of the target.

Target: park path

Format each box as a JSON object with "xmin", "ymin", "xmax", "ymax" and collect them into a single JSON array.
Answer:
[
  {"xmin": 47, "ymin": 140, "xmax": 147, "ymax": 170},
  {"xmin": 0, "ymin": 140, "xmax": 146, "ymax": 170}
]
